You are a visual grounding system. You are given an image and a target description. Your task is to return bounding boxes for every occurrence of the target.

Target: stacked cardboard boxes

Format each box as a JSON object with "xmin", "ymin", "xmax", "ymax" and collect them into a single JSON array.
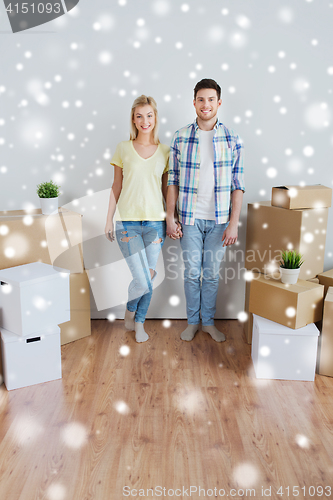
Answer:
[
  {"xmin": 0, "ymin": 208, "xmax": 91, "ymax": 385},
  {"xmin": 0, "ymin": 262, "xmax": 69, "ymax": 390},
  {"xmin": 317, "ymin": 272, "xmax": 333, "ymax": 376},
  {"xmin": 243, "ymin": 184, "xmax": 332, "ymax": 344},
  {"xmin": 243, "ymin": 184, "xmax": 332, "ymax": 380}
]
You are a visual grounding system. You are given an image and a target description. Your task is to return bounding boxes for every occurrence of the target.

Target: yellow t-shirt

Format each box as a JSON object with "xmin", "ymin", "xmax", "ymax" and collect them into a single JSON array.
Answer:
[{"xmin": 110, "ymin": 140, "xmax": 169, "ymax": 221}]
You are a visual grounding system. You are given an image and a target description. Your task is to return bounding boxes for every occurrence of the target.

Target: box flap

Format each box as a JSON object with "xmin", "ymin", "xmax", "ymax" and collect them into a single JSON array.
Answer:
[
  {"xmin": 253, "ymin": 314, "xmax": 319, "ymax": 336},
  {"xmin": 0, "ymin": 262, "xmax": 70, "ymax": 287}
]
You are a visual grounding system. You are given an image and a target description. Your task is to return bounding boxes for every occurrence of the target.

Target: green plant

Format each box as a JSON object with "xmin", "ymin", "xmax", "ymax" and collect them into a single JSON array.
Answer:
[
  {"xmin": 280, "ymin": 249, "xmax": 304, "ymax": 269},
  {"xmin": 36, "ymin": 180, "xmax": 60, "ymax": 199}
]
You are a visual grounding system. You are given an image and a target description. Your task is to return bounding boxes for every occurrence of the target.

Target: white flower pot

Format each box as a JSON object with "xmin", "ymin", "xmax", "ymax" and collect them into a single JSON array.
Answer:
[
  {"xmin": 40, "ymin": 197, "xmax": 59, "ymax": 215},
  {"xmin": 280, "ymin": 267, "xmax": 301, "ymax": 285}
]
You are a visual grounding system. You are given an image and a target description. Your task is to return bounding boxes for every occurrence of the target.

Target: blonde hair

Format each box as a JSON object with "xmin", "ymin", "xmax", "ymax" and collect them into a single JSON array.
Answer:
[{"xmin": 130, "ymin": 95, "xmax": 160, "ymax": 145}]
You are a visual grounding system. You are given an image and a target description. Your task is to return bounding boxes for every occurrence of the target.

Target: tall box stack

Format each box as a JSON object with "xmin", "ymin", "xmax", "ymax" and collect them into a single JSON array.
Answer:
[
  {"xmin": 317, "ymin": 283, "xmax": 333, "ymax": 377},
  {"xmin": 0, "ymin": 262, "xmax": 69, "ymax": 390},
  {"xmin": 243, "ymin": 184, "xmax": 332, "ymax": 344},
  {"xmin": 0, "ymin": 207, "xmax": 92, "ymax": 385}
]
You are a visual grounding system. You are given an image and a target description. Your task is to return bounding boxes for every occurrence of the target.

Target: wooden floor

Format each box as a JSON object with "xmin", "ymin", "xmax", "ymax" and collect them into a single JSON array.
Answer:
[{"xmin": 0, "ymin": 319, "xmax": 333, "ymax": 500}]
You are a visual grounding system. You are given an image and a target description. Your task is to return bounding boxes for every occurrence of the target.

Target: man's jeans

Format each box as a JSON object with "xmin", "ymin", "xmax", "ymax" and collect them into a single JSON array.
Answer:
[
  {"xmin": 180, "ymin": 219, "xmax": 228, "ymax": 326},
  {"xmin": 116, "ymin": 221, "xmax": 166, "ymax": 323}
]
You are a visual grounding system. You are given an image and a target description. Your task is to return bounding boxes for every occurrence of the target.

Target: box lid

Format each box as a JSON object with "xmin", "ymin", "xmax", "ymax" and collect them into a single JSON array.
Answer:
[
  {"xmin": 1, "ymin": 325, "xmax": 60, "ymax": 343},
  {"xmin": 251, "ymin": 274, "xmax": 324, "ymax": 294},
  {"xmin": 271, "ymin": 184, "xmax": 332, "ymax": 209},
  {"xmin": 253, "ymin": 314, "xmax": 319, "ymax": 336},
  {"xmin": 0, "ymin": 207, "xmax": 83, "ymax": 220},
  {"xmin": 0, "ymin": 262, "xmax": 69, "ymax": 287},
  {"xmin": 318, "ymin": 269, "xmax": 333, "ymax": 280}
]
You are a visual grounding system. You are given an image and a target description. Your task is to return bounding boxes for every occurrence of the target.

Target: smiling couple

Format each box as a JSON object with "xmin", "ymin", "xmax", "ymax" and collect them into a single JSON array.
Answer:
[{"xmin": 105, "ymin": 78, "xmax": 245, "ymax": 343}]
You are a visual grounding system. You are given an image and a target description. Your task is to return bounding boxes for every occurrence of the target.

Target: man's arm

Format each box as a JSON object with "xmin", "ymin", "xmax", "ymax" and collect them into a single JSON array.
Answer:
[
  {"xmin": 166, "ymin": 133, "xmax": 182, "ymax": 238},
  {"xmin": 222, "ymin": 189, "xmax": 243, "ymax": 246},
  {"xmin": 222, "ymin": 132, "xmax": 245, "ymax": 246}
]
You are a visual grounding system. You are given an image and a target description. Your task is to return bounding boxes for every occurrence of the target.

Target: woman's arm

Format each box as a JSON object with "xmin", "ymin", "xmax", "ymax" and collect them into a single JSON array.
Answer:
[
  {"xmin": 162, "ymin": 172, "xmax": 168, "ymax": 204},
  {"xmin": 105, "ymin": 165, "xmax": 123, "ymax": 241}
]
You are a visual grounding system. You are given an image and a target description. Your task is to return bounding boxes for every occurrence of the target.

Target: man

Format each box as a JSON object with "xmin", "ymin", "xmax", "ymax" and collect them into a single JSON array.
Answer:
[{"xmin": 166, "ymin": 78, "xmax": 245, "ymax": 342}]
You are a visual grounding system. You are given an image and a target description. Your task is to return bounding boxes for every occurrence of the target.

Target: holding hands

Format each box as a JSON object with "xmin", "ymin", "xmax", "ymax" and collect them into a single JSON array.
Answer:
[{"xmin": 166, "ymin": 218, "xmax": 182, "ymax": 240}]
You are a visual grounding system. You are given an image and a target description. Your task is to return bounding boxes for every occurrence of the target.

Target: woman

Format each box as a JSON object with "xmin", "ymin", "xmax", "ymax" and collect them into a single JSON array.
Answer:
[{"xmin": 105, "ymin": 95, "xmax": 169, "ymax": 343}]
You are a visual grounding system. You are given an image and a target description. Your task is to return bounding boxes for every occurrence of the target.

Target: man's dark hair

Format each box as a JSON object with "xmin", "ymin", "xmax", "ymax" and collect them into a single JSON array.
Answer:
[{"xmin": 194, "ymin": 79, "xmax": 221, "ymax": 100}]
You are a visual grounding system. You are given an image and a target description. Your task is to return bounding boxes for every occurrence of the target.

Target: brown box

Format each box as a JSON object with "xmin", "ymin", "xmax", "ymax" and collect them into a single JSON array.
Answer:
[
  {"xmin": 245, "ymin": 201, "xmax": 328, "ymax": 280},
  {"xmin": 0, "ymin": 342, "xmax": 3, "ymax": 385},
  {"xmin": 271, "ymin": 185, "xmax": 332, "ymax": 210},
  {"xmin": 243, "ymin": 274, "xmax": 321, "ymax": 344},
  {"xmin": 317, "ymin": 287, "xmax": 333, "ymax": 377},
  {"xmin": 249, "ymin": 273, "xmax": 324, "ymax": 329},
  {"xmin": 0, "ymin": 207, "xmax": 84, "ymax": 273},
  {"xmin": 318, "ymin": 269, "xmax": 333, "ymax": 298},
  {"xmin": 243, "ymin": 279, "xmax": 253, "ymax": 344},
  {"xmin": 60, "ymin": 271, "xmax": 91, "ymax": 345}
]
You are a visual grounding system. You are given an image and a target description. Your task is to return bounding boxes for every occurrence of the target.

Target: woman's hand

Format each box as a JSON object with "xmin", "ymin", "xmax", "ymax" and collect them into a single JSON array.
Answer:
[{"xmin": 105, "ymin": 220, "xmax": 115, "ymax": 242}]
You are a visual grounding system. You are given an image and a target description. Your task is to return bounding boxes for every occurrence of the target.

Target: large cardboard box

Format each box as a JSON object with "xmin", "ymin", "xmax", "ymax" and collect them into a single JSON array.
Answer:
[
  {"xmin": 243, "ymin": 279, "xmax": 253, "ymax": 344},
  {"xmin": 0, "ymin": 207, "xmax": 84, "ymax": 273},
  {"xmin": 244, "ymin": 274, "xmax": 321, "ymax": 344},
  {"xmin": 318, "ymin": 269, "xmax": 333, "ymax": 298},
  {"xmin": 0, "ymin": 262, "xmax": 70, "ymax": 336},
  {"xmin": 245, "ymin": 201, "xmax": 328, "ymax": 280},
  {"xmin": 60, "ymin": 271, "xmax": 91, "ymax": 345},
  {"xmin": 249, "ymin": 273, "xmax": 324, "ymax": 329},
  {"xmin": 271, "ymin": 185, "xmax": 332, "ymax": 210},
  {"xmin": 317, "ymin": 287, "xmax": 333, "ymax": 377},
  {"xmin": 0, "ymin": 342, "xmax": 3, "ymax": 385},
  {"xmin": 252, "ymin": 314, "xmax": 319, "ymax": 381}
]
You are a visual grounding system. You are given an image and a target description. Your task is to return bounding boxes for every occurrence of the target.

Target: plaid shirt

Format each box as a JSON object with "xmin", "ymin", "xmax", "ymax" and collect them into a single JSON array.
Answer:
[{"xmin": 168, "ymin": 119, "xmax": 245, "ymax": 225}]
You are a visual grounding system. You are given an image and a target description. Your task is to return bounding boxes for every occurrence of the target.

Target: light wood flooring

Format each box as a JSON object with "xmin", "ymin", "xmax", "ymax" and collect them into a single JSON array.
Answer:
[{"xmin": 0, "ymin": 319, "xmax": 333, "ymax": 500}]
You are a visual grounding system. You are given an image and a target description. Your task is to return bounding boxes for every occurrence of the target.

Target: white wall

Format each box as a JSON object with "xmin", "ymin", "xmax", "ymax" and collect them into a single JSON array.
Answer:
[{"xmin": 1, "ymin": 0, "xmax": 332, "ymax": 320}]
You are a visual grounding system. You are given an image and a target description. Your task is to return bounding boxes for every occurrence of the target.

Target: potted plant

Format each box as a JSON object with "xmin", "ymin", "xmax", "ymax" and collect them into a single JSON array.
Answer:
[
  {"xmin": 279, "ymin": 249, "xmax": 304, "ymax": 284},
  {"xmin": 36, "ymin": 180, "xmax": 60, "ymax": 215}
]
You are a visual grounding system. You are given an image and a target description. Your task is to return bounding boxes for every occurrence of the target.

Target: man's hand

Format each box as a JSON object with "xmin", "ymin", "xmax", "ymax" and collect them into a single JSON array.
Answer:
[
  {"xmin": 222, "ymin": 222, "xmax": 238, "ymax": 247},
  {"xmin": 167, "ymin": 218, "xmax": 182, "ymax": 239}
]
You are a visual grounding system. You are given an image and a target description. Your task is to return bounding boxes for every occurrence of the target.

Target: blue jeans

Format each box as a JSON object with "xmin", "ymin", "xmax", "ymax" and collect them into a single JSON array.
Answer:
[
  {"xmin": 180, "ymin": 219, "xmax": 228, "ymax": 325},
  {"xmin": 116, "ymin": 221, "xmax": 166, "ymax": 323}
]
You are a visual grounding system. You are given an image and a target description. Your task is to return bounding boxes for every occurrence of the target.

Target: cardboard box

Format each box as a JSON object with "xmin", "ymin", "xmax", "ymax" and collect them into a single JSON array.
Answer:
[
  {"xmin": 243, "ymin": 279, "xmax": 253, "ymax": 344},
  {"xmin": 245, "ymin": 201, "xmax": 328, "ymax": 279},
  {"xmin": 317, "ymin": 286, "xmax": 333, "ymax": 377},
  {"xmin": 252, "ymin": 314, "xmax": 319, "ymax": 381},
  {"xmin": 318, "ymin": 269, "xmax": 333, "ymax": 298},
  {"xmin": 1, "ymin": 325, "xmax": 61, "ymax": 390},
  {"xmin": 60, "ymin": 271, "xmax": 91, "ymax": 345},
  {"xmin": 249, "ymin": 273, "xmax": 324, "ymax": 329},
  {"xmin": 244, "ymin": 274, "xmax": 321, "ymax": 344},
  {"xmin": 0, "ymin": 341, "xmax": 3, "ymax": 385},
  {"xmin": 271, "ymin": 185, "xmax": 332, "ymax": 210},
  {"xmin": 0, "ymin": 262, "xmax": 70, "ymax": 336},
  {"xmin": 0, "ymin": 207, "xmax": 84, "ymax": 273}
]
